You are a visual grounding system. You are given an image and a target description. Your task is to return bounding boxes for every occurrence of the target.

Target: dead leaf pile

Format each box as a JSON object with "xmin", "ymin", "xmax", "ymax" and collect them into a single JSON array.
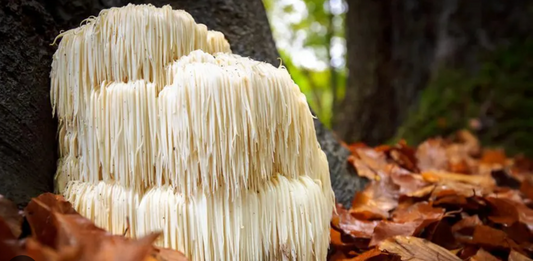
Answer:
[
  {"xmin": 331, "ymin": 130, "xmax": 533, "ymax": 261},
  {"xmin": 0, "ymin": 193, "xmax": 188, "ymax": 261}
]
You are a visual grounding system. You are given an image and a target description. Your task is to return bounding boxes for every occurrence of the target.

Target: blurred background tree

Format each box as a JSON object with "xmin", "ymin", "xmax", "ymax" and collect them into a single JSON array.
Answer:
[
  {"xmin": 264, "ymin": 0, "xmax": 347, "ymax": 128},
  {"xmin": 265, "ymin": 0, "xmax": 533, "ymax": 156}
]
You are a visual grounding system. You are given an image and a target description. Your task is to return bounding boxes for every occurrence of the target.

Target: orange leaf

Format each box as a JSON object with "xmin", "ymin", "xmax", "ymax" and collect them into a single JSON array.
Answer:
[
  {"xmin": 378, "ymin": 236, "xmax": 461, "ymax": 261},
  {"xmin": 350, "ymin": 181, "xmax": 398, "ymax": 220},
  {"xmin": 509, "ymin": 250, "xmax": 533, "ymax": 261},
  {"xmin": 470, "ymin": 248, "xmax": 501, "ymax": 261},
  {"xmin": 486, "ymin": 197, "xmax": 533, "ymax": 231},
  {"xmin": 0, "ymin": 195, "xmax": 22, "ymax": 239},
  {"xmin": 369, "ymin": 221, "xmax": 424, "ymax": 247},
  {"xmin": 391, "ymin": 202, "xmax": 444, "ymax": 223}
]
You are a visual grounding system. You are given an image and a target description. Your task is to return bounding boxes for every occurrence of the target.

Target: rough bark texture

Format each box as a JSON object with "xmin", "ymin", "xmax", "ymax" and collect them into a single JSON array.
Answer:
[
  {"xmin": 0, "ymin": 0, "xmax": 365, "ymax": 206},
  {"xmin": 334, "ymin": 0, "xmax": 395, "ymax": 145},
  {"xmin": 0, "ymin": 0, "xmax": 59, "ymax": 206},
  {"xmin": 335, "ymin": 0, "xmax": 437, "ymax": 145}
]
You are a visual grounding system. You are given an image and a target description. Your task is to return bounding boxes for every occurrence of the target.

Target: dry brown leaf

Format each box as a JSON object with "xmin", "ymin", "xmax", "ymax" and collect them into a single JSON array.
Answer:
[
  {"xmin": 332, "ymin": 205, "xmax": 379, "ymax": 239},
  {"xmin": 464, "ymin": 225, "xmax": 518, "ymax": 250},
  {"xmin": 349, "ymin": 156, "xmax": 379, "ymax": 180},
  {"xmin": 330, "ymin": 228, "xmax": 359, "ymax": 251},
  {"xmin": 24, "ymin": 193, "xmax": 78, "ymax": 248},
  {"xmin": 509, "ymin": 250, "xmax": 533, "ymax": 261},
  {"xmin": 391, "ymin": 202, "xmax": 445, "ymax": 223},
  {"xmin": 470, "ymin": 248, "xmax": 501, "ymax": 261},
  {"xmin": 388, "ymin": 166, "xmax": 428, "ymax": 196},
  {"xmin": 520, "ymin": 178, "xmax": 533, "ymax": 202},
  {"xmin": 0, "ymin": 195, "xmax": 22, "ymax": 239},
  {"xmin": 350, "ymin": 181, "xmax": 399, "ymax": 220},
  {"xmin": 454, "ymin": 130, "xmax": 480, "ymax": 156},
  {"xmin": 416, "ymin": 138, "xmax": 449, "ymax": 172},
  {"xmin": 0, "ymin": 219, "xmax": 25, "ymax": 261},
  {"xmin": 486, "ymin": 197, "xmax": 533, "ymax": 231},
  {"xmin": 89, "ymin": 233, "xmax": 159, "ymax": 261},
  {"xmin": 378, "ymin": 140, "xmax": 419, "ymax": 173},
  {"xmin": 421, "ymin": 171, "xmax": 495, "ymax": 188},
  {"xmin": 405, "ymin": 185, "xmax": 436, "ymax": 198},
  {"xmin": 351, "ymin": 248, "xmax": 399, "ymax": 261},
  {"xmin": 369, "ymin": 221, "xmax": 426, "ymax": 247},
  {"xmin": 451, "ymin": 215, "xmax": 482, "ymax": 237},
  {"xmin": 378, "ymin": 236, "xmax": 461, "ymax": 261},
  {"xmin": 354, "ymin": 148, "xmax": 389, "ymax": 179},
  {"xmin": 481, "ymin": 149, "xmax": 507, "ymax": 166}
]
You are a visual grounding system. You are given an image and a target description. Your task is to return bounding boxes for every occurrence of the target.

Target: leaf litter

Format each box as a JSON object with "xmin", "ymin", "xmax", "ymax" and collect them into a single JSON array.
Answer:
[{"xmin": 330, "ymin": 130, "xmax": 533, "ymax": 261}]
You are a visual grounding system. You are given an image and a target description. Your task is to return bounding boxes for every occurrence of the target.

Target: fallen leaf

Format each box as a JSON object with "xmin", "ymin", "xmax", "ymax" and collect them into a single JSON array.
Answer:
[
  {"xmin": 0, "ymin": 196, "xmax": 22, "ymax": 239},
  {"xmin": 24, "ymin": 237, "xmax": 62, "ymax": 261},
  {"xmin": 328, "ymin": 250, "xmax": 354, "ymax": 261},
  {"xmin": 388, "ymin": 141, "xmax": 419, "ymax": 173},
  {"xmin": 405, "ymin": 185, "xmax": 436, "ymax": 198},
  {"xmin": 369, "ymin": 221, "xmax": 425, "ymax": 246},
  {"xmin": 421, "ymin": 171, "xmax": 495, "ymax": 188},
  {"xmin": 0, "ymin": 218, "xmax": 24, "ymax": 260},
  {"xmin": 333, "ymin": 206, "xmax": 379, "ymax": 239},
  {"xmin": 354, "ymin": 148, "xmax": 390, "ymax": 179},
  {"xmin": 448, "ymin": 159, "xmax": 471, "ymax": 174},
  {"xmin": 520, "ymin": 178, "xmax": 533, "ymax": 201},
  {"xmin": 509, "ymin": 250, "xmax": 533, "ymax": 261},
  {"xmin": 350, "ymin": 181, "xmax": 398, "ymax": 220},
  {"xmin": 330, "ymin": 228, "xmax": 359, "ymax": 251},
  {"xmin": 468, "ymin": 225, "xmax": 517, "ymax": 250},
  {"xmin": 349, "ymin": 156, "xmax": 379, "ymax": 180},
  {"xmin": 416, "ymin": 138, "xmax": 449, "ymax": 172},
  {"xmin": 391, "ymin": 202, "xmax": 445, "ymax": 223},
  {"xmin": 454, "ymin": 130, "xmax": 480, "ymax": 156},
  {"xmin": 24, "ymin": 193, "xmax": 78, "ymax": 248},
  {"xmin": 388, "ymin": 166, "xmax": 429, "ymax": 196},
  {"xmin": 451, "ymin": 215, "xmax": 482, "ymax": 237},
  {"xmin": 470, "ymin": 248, "xmax": 501, "ymax": 261},
  {"xmin": 351, "ymin": 247, "xmax": 399, "ymax": 261},
  {"xmin": 457, "ymin": 245, "xmax": 481, "ymax": 260},
  {"xmin": 481, "ymin": 149, "xmax": 507, "ymax": 166},
  {"xmin": 502, "ymin": 222, "xmax": 533, "ymax": 246},
  {"xmin": 486, "ymin": 197, "xmax": 533, "ymax": 231},
  {"xmin": 378, "ymin": 236, "xmax": 461, "ymax": 261},
  {"xmin": 423, "ymin": 220, "xmax": 458, "ymax": 250}
]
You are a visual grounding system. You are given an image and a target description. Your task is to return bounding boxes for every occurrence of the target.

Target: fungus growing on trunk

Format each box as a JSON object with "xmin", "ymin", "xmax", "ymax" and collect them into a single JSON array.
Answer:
[{"xmin": 51, "ymin": 4, "xmax": 334, "ymax": 260}]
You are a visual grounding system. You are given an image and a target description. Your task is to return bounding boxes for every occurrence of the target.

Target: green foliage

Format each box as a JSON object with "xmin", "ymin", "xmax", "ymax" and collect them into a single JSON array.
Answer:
[
  {"xmin": 264, "ymin": 0, "xmax": 346, "ymax": 128},
  {"xmin": 396, "ymin": 39, "xmax": 533, "ymax": 156},
  {"xmin": 278, "ymin": 50, "xmax": 346, "ymax": 127}
]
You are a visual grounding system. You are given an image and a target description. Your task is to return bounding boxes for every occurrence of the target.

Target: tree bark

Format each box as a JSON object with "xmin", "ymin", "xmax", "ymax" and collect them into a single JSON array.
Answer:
[
  {"xmin": 0, "ymin": 0, "xmax": 365, "ymax": 207},
  {"xmin": 0, "ymin": 0, "xmax": 59, "ymax": 207},
  {"xmin": 334, "ymin": 0, "xmax": 438, "ymax": 145},
  {"xmin": 336, "ymin": 0, "xmax": 533, "ymax": 146}
]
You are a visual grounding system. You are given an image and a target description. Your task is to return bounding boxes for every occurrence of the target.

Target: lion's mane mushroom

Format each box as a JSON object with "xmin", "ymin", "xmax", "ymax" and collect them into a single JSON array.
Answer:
[{"xmin": 51, "ymin": 4, "xmax": 334, "ymax": 261}]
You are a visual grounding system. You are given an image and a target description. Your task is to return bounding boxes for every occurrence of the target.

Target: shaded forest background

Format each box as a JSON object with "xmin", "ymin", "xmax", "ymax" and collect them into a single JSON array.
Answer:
[{"xmin": 265, "ymin": 0, "xmax": 533, "ymax": 156}]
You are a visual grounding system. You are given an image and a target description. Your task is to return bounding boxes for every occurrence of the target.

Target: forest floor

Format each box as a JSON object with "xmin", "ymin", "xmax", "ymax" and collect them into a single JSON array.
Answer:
[
  {"xmin": 331, "ymin": 129, "xmax": 533, "ymax": 261},
  {"xmin": 1, "ymin": 130, "xmax": 532, "ymax": 261}
]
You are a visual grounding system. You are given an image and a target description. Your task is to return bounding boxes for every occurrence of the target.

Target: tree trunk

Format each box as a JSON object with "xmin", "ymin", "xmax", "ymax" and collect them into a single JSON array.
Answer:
[
  {"xmin": 0, "ymin": 0, "xmax": 59, "ymax": 207},
  {"xmin": 334, "ymin": 0, "xmax": 438, "ymax": 145},
  {"xmin": 0, "ymin": 0, "xmax": 365, "ymax": 207}
]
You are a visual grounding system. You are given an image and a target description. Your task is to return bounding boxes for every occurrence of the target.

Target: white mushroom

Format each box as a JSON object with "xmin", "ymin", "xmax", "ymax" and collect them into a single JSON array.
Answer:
[{"xmin": 51, "ymin": 4, "xmax": 334, "ymax": 261}]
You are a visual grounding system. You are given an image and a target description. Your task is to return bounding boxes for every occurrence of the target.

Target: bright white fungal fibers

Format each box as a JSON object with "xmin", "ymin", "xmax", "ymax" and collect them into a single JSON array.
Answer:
[{"xmin": 51, "ymin": 4, "xmax": 334, "ymax": 261}]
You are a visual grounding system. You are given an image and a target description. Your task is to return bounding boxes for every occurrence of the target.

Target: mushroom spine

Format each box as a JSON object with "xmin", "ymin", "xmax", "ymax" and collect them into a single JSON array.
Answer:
[{"xmin": 51, "ymin": 4, "xmax": 334, "ymax": 261}]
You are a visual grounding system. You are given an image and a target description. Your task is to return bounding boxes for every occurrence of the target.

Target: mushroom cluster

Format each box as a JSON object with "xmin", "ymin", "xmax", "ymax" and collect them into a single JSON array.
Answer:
[{"xmin": 51, "ymin": 4, "xmax": 334, "ymax": 261}]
